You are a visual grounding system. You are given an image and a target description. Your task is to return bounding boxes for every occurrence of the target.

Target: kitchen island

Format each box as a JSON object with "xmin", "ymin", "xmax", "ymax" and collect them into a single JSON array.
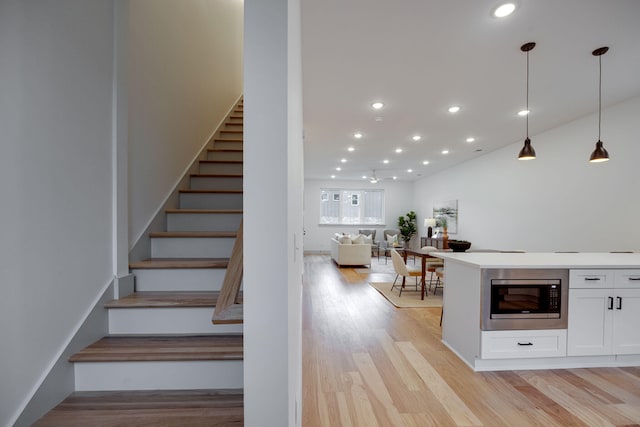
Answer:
[{"xmin": 431, "ymin": 252, "xmax": 640, "ymax": 371}]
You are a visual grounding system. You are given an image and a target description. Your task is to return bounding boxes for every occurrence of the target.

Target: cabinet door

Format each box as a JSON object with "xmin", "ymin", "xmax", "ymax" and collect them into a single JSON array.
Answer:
[
  {"xmin": 567, "ymin": 289, "xmax": 613, "ymax": 356},
  {"xmin": 613, "ymin": 289, "xmax": 640, "ymax": 355}
]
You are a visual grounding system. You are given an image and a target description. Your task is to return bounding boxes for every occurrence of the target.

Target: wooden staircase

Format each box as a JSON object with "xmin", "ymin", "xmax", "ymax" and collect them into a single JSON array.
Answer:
[{"xmin": 35, "ymin": 100, "xmax": 245, "ymax": 425}]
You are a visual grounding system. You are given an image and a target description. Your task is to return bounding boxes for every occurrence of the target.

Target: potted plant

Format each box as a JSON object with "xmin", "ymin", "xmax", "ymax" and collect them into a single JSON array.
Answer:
[{"xmin": 398, "ymin": 211, "xmax": 417, "ymax": 244}]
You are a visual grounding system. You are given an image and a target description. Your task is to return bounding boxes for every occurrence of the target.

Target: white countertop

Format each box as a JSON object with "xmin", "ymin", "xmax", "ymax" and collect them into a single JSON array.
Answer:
[{"xmin": 431, "ymin": 252, "xmax": 640, "ymax": 269}]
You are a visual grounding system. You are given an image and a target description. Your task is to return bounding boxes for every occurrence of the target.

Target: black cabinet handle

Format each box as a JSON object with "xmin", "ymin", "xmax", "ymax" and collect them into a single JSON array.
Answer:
[
  {"xmin": 608, "ymin": 296, "xmax": 614, "ymax": 310},
  {"xmin": 585, "ymin": 277, "xmax": 601, "ymax": 281},
  {"xmin": 517, "ymin": 342, "xmax": 533, "ymax": 346},
  {"xmin": 617, "ymin": 296, "xmax": 622, "ymax": 310},
  {"xmin": 629, "ymin": 277, "xmax": 640, "ymax": 281}
]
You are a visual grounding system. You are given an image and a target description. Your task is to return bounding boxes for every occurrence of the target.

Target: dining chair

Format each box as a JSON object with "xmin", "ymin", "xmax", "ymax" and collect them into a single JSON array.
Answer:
[
  {"xmin": 431, "ymin": 267, "xmax": 444, "ymax": 295},
  {"xmin": 390, "ymin": 249, "xmax": 422, "ymax": 296}
]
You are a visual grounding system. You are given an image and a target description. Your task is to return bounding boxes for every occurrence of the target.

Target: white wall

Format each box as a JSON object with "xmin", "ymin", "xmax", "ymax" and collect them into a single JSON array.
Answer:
[
  {"xmin": 244, "ymin": 0, "xmax": 303, "ymax": 425},
  {"xmin": 0, "ymin": 2, "xmax": 115, "ymax": 425},
  {"xmin": 413, "ymin": 96, "xmax": 640, "ymax": 253},
  {"xmin": 128, "ymin": 0, "xmax": 243, "ymax": 247},
  {"xmin": 304, "ymin": 179, "xmax": 416, "ymax": 251}
]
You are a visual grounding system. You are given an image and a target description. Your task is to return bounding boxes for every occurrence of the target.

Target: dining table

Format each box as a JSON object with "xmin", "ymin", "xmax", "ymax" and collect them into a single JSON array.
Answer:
[{"xmin": 401, "ymin": 247, "xmax": 446, "ymax": 299}]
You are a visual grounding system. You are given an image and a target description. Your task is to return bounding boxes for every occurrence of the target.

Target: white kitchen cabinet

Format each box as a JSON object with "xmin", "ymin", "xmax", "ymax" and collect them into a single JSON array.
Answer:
[
  {"xmin": 481, "ymin": 329, "xmax": 567, "ymax": 359},
  {"xmin": 568, "ymin": 269, "xmax": 640, "ymax": 356}
]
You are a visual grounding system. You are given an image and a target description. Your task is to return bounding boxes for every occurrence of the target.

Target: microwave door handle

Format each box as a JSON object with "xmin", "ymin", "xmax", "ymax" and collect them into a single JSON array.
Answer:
[{"xmin": 608, "ymin": 297, "xmax": 614, "ymax": 310}]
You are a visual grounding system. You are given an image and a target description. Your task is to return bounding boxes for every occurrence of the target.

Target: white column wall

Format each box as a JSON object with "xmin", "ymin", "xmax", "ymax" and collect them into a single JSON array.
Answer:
[
  {"xmin": 304, "ymin": 179, "xmax": 416, "ymax": 251},
  {"xmin": 413, "ymin": 96, "xmax": 640, "ymax": 253},
  {"xmin": 0, "ymin": 2, "xmax": 115, "ymax": 425},
  {"xmin": 128, "ymin": 0, "xmax": 243, "ymax": 247},
  {"xmin": 244, "ymin": 0, "xmax": 303, "ymax": 425}
]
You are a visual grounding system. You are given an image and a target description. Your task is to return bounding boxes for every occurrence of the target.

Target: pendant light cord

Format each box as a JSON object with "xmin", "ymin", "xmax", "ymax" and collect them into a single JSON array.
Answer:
[
  {"xmin": 598, "ymin": 54, "xmax": 602, "ymax": 141},
  {"xmin": 526, "ymin": 50, "xmax": 530, "ymax": 138}
]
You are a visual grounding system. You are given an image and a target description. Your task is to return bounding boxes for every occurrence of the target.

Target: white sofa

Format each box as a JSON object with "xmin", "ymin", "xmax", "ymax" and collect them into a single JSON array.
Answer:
[{"xmin": 330, "ymin": 237, "xmax": 371, "ymax": 267}]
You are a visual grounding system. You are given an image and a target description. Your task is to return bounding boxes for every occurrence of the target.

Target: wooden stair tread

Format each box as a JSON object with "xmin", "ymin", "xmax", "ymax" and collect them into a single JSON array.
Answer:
[
  {"xmin": 34, "ymin": 389, "xmax": 243, "ymax": 426},
  {"xmin": 200, "ymin": 160, "xmax": 243, "ymax": 164},
  {"xmin": 165, "ymin": 208, "xmax": 243, "ymax": 214},
  {"xmin": 129, "ymin": 258, "xmax": 229, "ymax": 269},
  {"xmin": 207, "ymin": 148, "xmax": 243, "ymax": 152},
  {"xmin": 213, "ymin": 138, "xmax": 243, "ymax": 142},
  {"xmin": 149, "ymin": 231, "xmax": 237, "ymax": 238},
  {"xmin": 179, "ymin": 189, "xmax": 243, "ymax": 194},
  {"xmin": 69, "ymin": 334, "xmax": 244, "ymax": 362},
  {"xmin": 219, "ymin": 129, "xmax": 243, "ymax": 133},
  {"xmin": 105, "ymin": 291, "xmax": 244, "ymax": 308},
  {"xmin": 190, "ymin": 172, "xmax": 243, "ymax": 178}
]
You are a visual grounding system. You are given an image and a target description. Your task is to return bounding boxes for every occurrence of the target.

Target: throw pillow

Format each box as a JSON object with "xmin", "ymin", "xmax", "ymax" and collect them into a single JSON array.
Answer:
[
  {"xmin": 362, "ymin": 234, "xmax": 373, "ymax": 244},
  {"xmin": 338, "ymin": 235, "xmax": 352, "ymax": 244},
  {"xmin": 386, "ymin": 234, "xmax": 398, "ymax": 246},
  {"xmin": 352, "ymin": 234, "xmax": 365, "ymax": 244}
]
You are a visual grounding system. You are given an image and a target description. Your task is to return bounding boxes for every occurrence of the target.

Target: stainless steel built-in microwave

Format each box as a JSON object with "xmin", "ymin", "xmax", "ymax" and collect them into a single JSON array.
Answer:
[{"xmin": 481, "ymin": 268, "xmax": 569, "ymax": 330}]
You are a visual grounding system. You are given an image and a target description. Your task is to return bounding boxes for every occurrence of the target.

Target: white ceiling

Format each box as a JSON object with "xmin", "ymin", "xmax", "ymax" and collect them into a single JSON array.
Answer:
[{"xmin": 301, "ymin": 0, "xmax": 640, "ymax": 182}]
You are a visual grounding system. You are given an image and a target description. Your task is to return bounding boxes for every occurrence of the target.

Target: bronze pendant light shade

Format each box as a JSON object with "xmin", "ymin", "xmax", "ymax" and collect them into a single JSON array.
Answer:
[
  {"xmin": 589, "ymin": 46, "xmax": 610, "ymax": 162},
  {"xmin": 518, "ymin": 42, "xmax": 536, "ymax": 160}
]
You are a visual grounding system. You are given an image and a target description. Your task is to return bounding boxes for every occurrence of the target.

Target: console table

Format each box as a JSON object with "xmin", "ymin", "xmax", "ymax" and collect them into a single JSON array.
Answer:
[{"xmin": 420, "ymin": 237, "xmax": 449, "ymax": 250}]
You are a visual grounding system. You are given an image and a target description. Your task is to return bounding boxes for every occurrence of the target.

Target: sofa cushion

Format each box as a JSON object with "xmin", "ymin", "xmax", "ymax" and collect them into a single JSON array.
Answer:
[
  {"xmin": 338, "ymin": 235, "xmax": 352, "ymax": 244},
  {"xmin": 351, "ymin": 234, "xmax": 365, "ymax": 244},
  {"xmin": 361, "ymin": 234, "xmax": 373, "ymax": 244}
]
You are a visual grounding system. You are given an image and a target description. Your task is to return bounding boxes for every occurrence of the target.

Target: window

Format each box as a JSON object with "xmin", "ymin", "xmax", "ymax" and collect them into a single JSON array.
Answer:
[{"xmin": 320, "ymin": 189, "xmax": 384, "ymax": 225}]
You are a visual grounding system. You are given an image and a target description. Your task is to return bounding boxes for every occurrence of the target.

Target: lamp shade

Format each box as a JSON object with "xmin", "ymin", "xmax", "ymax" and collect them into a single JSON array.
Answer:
[
  {"xmin": 424, "ymin": 218, "xmax": 436, "ymax": 228},
  {"xmin": 589, "ymin": 140, "xmax": 610, "ymax": 162},
  {"xmin": 518, "ymin": 137, "xmax": 536, "ymax": 160}
]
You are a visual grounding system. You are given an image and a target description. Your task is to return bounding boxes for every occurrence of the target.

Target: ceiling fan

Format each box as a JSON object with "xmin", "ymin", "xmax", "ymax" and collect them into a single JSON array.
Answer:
[{"xmin": 368, "ymin": 170, "xmax": 396, "ymax": 183}]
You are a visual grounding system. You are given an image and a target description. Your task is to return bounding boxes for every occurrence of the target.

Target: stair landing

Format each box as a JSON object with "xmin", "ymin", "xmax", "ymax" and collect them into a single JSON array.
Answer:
[{"xmin": 33, "ymin": 389, "xmax": 243, "ymax": 426}]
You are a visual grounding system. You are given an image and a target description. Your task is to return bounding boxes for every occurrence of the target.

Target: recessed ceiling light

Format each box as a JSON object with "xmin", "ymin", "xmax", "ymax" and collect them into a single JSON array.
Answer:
[
  {"xmin": 518, "ymin": 109, "xmax": 530, "ymax": 116},
  {"xmin": 423, "ymin": 160, "xmax": 430, "ymax": 165},
  {"xmin": 466, "ymin": 137, "xmax": 475, "ymax": 143},
  {"xmin": 347, "ymin": 146, "xmax": 355, "ymax": 152},
  {"xmin": 372, "ymin": 102, "xmax": 384, "ymax": 109},
  {"xmin": 331, "ymin": 175, "xmax": 336, "ymax": 179},
  {"xmin": 448, "ymin": 106, "xmax": 460, "ymax": 113},
  {"xmin": 383, "ymin": 159, "xmax": 390, "ymax": 164},
  {"xmin": 353, "ymin": 132, "xmax": 363, "ymax": 139},
  {"xmin": 493, "ymin": 2, "xmax": 516, "ymax": 18},
  {"xmin": 392, "ymin": 176, "xmax": 397, "ymax": 180},
  {"xmin": 341, "ymin": 158, "xmax": 347, "ymax": 163},
  {"xmin": 407, "ymin": 169, "xmax": 413, "ymax": 173},
  {"xmin": 362, "ymin": 175, "xmax": 367, "ymax": 179},
  {"xmin": 395, "ymin": 148, "xmax": 403, "ymax": 153},
  {"xmin": 412, "ymin": 135, "xmax": 422, "ymax": 141},
  {"xmin": 442, "ymin": 150, "xmax": 449, "ymax": 155},
  {"xmin": 335, "ymin": 167, "xmax": 341, "ymax": 171}
]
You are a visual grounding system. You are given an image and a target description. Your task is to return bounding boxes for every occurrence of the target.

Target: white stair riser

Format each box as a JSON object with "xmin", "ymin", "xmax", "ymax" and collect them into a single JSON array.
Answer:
[
  {"xmin": 213, "ymin": 141, "xmax": 243, "ymax": 150},
  {"xmin": 199, "ymin": 162, "xmax": 243, "ymax": 175},
  {"xmin": 180, "ymin": 192, "xmax": 243, "ymax": 209},
  {"xmin": 74, "ymin": 360, "xmax": 243, "ymax": 391},
  {"xmin": 190, "ymin": 175, "xmax": 243, "ymax": 190},
  {"xmin": 206, "ymin": 151, "xmax": 243, "ymax": 162},
  {"xmin": 133, "ymin": 268, "xmax": 226, "ymax": 291},
  {"xmin": 108, "ymin": 307, "xmax": 244, "ymax": 334},
  {"xmin": 151, "ymin": 237, "xmax": 235, "ymax": 258},
  {"xmin": 167, "ymin": 212, "xmax": 242, "ymax": 232}
]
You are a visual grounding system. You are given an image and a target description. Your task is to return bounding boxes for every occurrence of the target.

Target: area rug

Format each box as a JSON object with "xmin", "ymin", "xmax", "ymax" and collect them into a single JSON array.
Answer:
[{"xmin": 369, "ymin": 282, "xmax": 443, "ymax": 308}]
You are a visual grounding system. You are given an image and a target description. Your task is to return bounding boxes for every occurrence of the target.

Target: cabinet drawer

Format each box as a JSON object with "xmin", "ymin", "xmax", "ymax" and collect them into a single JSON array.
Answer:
[
  {"xmin": 481, "ymin": 330, "xmax": 567, "ymax": 359},
  {"xmin": 614, "ymin": 270, "xmax": 640, "ymax": 289},
  {"xmin": 570, "ymin": 269, "xmax": 614, "ymax": 289}
]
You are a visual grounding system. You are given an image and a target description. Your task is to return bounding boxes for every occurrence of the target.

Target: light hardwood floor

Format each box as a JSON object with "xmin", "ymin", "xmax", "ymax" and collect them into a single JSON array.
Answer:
[{"xmin": 302, "ymin": 254, "xmax": 640, "ymax": 427}]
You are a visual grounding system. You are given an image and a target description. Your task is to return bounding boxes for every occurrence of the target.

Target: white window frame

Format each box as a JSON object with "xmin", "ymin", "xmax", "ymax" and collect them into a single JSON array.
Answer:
[{"xmin": 319, "ymin": 188, "xmax": 385, "ymax": 225}]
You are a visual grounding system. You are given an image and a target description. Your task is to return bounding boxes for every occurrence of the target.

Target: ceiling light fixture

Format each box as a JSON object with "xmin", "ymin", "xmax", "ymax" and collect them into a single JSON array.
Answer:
[
  {"xmin": 441, "ymin": 150, "xmax": 449, "ymax": 155},
  {"xmin": 383, "ymin": 159, "xmax": 389, "ymax": 164},
  {"xmin": 369, "ymin": 170, "xmax": 379, "ymax": 183},
  {"xmin": 493, "ymin": 2, "xmax": 516, "ymax": 18},
  {"xmin": 353, "ymin": 132, "xmax": 363, "ymax": 139},
  {"xmin": 589, "ymin": 46, "xmax": 610, "ymax": 163},
  {"xmin": 517, "ymin": 109, "xmax": 530, "ymax": 116},
  {"xmin": 331, "ymin": 175, "xmax": 336, "ymax": 179},
  {"xmin": 395, "ymin": 148, "xmax": 403, "ymax": 153},
  {"xmin": 466, "ymin": 137, "xmax": 475, "ymax": 143},
  {"xmin": 335, "ymin": 167, "xmax": 341, "ymax": 171},
  {"xmin": 347, "ymin": 147, "xmax": 355, "ymax": 152},
  {"xmin": 412, "ymin": 135, "xmax": 422, "ymax": 141},
  {"xmin": 518, "ymin": 42, "xmax": 536, "ymax": 160},
  {"xmin": 448, "ymin": 105, "xmax": 460, "ymax": 113},
  {"xmin": 422, "ymin": 160, "xmax": 430, "ymax": 165},
  {"xmin": 372, "ymin": 102, "xmax": 384, "ymax": 109},
  {"xmin": 407, "ymin": 169, "xmax": 413, "ymax": 173},
  {"xmin": 340, "ymin": 158, "xmax": 347, "ymax": 163}
]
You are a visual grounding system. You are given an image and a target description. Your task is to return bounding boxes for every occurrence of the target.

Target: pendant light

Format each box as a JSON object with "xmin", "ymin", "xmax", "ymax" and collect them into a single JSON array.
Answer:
[
  {"xmin": 589, "ymin": 46, "xmax": 610, "ymax": 163},
  {"xmin": 518, "ymin": 42, "xmax": 536, "ymax": 160}
]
